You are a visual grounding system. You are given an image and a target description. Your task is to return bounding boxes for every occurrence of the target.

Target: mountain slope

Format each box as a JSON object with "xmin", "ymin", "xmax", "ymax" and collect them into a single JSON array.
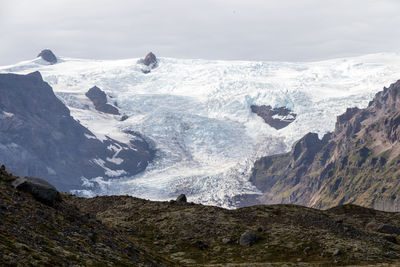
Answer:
[
  {"xmin": 0, "ymin": 72, "xmax": 153, "ymax": 191},
  {"xmin": 2, "ymin": 52, "xmax": 400, "ymax": 206},
  {"xmin": 251, "ymin": 80, "xmax": 400, "ymax": 211}
]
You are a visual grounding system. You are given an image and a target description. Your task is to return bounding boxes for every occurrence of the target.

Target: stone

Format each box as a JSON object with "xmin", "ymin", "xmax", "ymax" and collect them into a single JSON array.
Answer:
[
  {"xmin": 12, "ymin": 176, "xmax": 61, "ymax": 207},
  {"xmin": 222, "ymin": 237, "xmax": 231, "ymax": 244},
  {"xmin": 333, "ymin": 249, "xmax": 341, "ymax": 256},
  {"xmin": 37, "ymin": 49, "xmax": 57, "ymax": 64},
  {"xmin": 303, "ymin": 246, "xmax": 311, "ymax": 255},
  {"xmin": 239, "ymin": 231, "xmax": 260, "ymax": 247},
  {"xmin": 176, "ymin": 194, "xmax": 187, "ymax": 203}
]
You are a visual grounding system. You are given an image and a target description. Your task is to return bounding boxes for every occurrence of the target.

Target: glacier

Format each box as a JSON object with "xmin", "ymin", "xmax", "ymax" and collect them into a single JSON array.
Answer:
[{"xmin": 1, "ymin": 53, "xmax": 400, "ymax": 207}]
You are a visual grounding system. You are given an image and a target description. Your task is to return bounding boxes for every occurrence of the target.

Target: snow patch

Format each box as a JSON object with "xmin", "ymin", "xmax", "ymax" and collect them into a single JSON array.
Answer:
[
  {"xmin": 106, "ymin": 144, "xmax": 124, "ymax": 165},
  {"xmin": 0, "ymin": 111, "xmax": 14, "ymax": 119},
  {"xmin": 92, "ymin": 158, "xmax": 126, "ymax": 177},
  {"xmin": 46, "ymin": 167, "xmax": 56, "ymax": 175},
  {"xmin": 84, "ymin": 133, "xmax": 97, "ymax": 140}
]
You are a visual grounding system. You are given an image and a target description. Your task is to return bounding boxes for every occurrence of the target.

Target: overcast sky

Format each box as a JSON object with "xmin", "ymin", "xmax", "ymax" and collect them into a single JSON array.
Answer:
[{"xmin": 1, "ymin": 0, "xmax": 400, "ymax": 65}]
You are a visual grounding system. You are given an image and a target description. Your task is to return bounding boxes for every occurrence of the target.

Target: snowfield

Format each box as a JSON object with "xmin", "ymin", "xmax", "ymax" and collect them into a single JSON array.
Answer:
[{"xmin": 1, "ymin": 53, "xmax": 400, "ymax": 207}]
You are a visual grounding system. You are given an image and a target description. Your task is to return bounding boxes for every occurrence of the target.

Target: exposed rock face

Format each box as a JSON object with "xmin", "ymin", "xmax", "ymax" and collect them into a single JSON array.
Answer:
[
  {"xmin": 251, "ymin": 79, "xmax": 400, "ymax": 211},
  {"xmin": 251, "ymin": 105, "xmax": 296, "ymax": 129},
  {"xmin": 138, "ymin": 52, "xmax": 158, "ymax": 73},
  {"xmin": 0, "ymin": 72, "xmax": 154, "ymax": 191},
  {"xmin": 85, "ymin": 86, "xmax": 120, "ymax": 115},
  {"xmin": 12, "ymin": 177, "xmax": 61, "ymax": 207},
  {"xmin": 291, "ymin": 132, "xmax": 327, "ymax": 167},
  {"xmin": 37, "ymin": 49, "xmax": 57, "ymax": 64},
  {"xmin": 143, "ymin": 52, "xmax": 157, "ymax": 67}
]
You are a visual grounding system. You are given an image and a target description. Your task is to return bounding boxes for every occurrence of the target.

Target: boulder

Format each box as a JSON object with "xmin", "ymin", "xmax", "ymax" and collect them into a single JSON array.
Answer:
[
  {"xmin": 176, "ymin": 194, "xmax": 187, "ymax": 203},
  {"xmin": 37, "ymin": 49, "xmax": 57, "ymax": 64},
  {"xmin": 222, "ymin": 237, "xmax": 232, "ymax": 244},
  {"xmin": 85, "ymin": 86, "xmax": 120, "ymax": 115},
  {"xmin": 12, "ymin": 177, "xmax": 61, "ymax": 207},
  {"xmin": 239, "ymin": 231, "xmax": 260, "ymax": 247}
]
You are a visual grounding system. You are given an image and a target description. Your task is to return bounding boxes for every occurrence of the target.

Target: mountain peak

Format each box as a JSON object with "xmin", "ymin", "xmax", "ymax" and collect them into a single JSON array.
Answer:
[
  {"xmin": 37, "ymin": 49, "xmax": 57, "ymax": 64},
  {"xmin": 143, "ymin": 52, "xmax": 157, "ymax": 66}
]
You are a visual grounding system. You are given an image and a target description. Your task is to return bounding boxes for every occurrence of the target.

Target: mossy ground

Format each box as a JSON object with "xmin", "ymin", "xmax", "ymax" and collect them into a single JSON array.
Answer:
[
  {"xmin": 0, "ymin": 166, "xmax": 166, "ymax": 266},
  {"xmin": 69, "ymin": 195, "xmax": 400, "ymax": 266}
]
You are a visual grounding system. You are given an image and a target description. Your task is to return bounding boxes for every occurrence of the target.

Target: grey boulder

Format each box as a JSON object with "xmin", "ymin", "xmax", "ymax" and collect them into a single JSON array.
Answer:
[
  {"xmin": 176, "ymin": 194, "xmax": 187, "ymax": 203},
  {"xmin": 12, "ymin": 177, "xmax": 61, "ymax": 207},
  {"xmin": 239, "ymin": 231, "xmax": 260, "ymax": 247}
]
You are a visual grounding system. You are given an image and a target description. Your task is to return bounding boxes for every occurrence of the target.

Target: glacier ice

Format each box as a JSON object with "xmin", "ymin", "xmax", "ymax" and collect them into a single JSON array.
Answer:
[{"xmin": 2, "ymin": 53, "xmax": 400, "ymax": 207}]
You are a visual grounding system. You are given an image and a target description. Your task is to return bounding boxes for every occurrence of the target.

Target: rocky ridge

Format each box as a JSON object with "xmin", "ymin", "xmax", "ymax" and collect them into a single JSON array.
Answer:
[{"xmin": 251, "ymin": 79, "xmax": 400, "ymax": 211}]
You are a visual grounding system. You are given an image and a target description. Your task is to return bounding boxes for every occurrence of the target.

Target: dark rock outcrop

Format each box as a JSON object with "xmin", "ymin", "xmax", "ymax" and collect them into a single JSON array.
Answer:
[
  {"xmin": 250, "ymin": 79, "xmax": 400, "ymax": 210},
  {"xmin": 144, "ymin": 52, "xmax": 157, "ymax": 67},
  {"xmin": 12, "ymin": 177, "xmax": 61, "ymax": 207},
  {"xmin": 85, "ymin": 86, "xmax": 120, "ymax": 115},
  {"xmin": 138, "ymin": 52, "xmax": 158, "ymax": 73},
  {"xmin": 0, "ymin": 72, "xmax": 154, "ymax": 191},
  {"xmin": 176, "ymin": 194, "xmax": 187, "ymax": 203},
  {"xmin": 251, "ymin": 105, "xmax": 296, "ymax": 129},
  {"xmin": 37, "ymin": 49, "xmax": 57, "ymax": 64}
]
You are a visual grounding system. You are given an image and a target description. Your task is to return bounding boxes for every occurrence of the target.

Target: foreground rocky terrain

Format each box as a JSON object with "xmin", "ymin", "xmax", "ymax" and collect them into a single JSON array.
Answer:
[
  {"xmin": 0, "ymin": 166, "xmax": 166, "ymax": 266},
  {"xmin": 2, "ymin": 166, "xmax": 400, "ymax": 266},
  {"xmin": 251, "ymin": 79, "xmax": 400, "ymax": 211}
]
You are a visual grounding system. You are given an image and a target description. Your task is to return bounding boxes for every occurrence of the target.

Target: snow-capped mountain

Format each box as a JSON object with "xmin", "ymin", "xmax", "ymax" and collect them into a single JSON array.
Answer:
[{"xmin": 1, "ymin": 52, "xmax": 400, "ymax": 207}]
